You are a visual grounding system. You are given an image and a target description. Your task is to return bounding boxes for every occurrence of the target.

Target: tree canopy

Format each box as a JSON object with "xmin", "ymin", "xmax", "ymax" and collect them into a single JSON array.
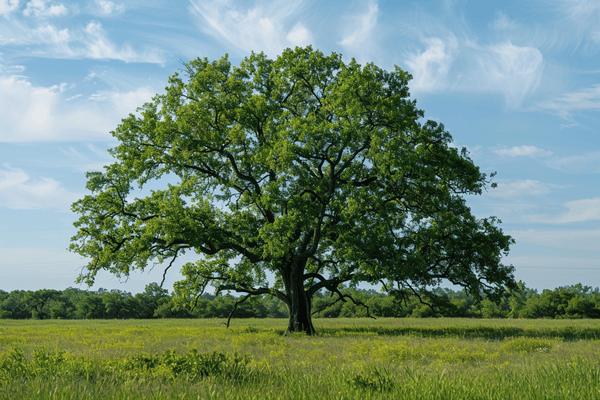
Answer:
[{"xmin": 70, "ymin": 46, "xmax": 516, "ymax": 334}]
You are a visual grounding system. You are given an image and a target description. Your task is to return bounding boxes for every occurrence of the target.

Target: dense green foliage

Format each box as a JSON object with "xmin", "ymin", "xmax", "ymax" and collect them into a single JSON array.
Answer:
[
  {"xmin": 69, "ymin": 46, "xmax": 515, "ymax": 334},
  {"xmin": 2, "ymin": 282, "xmax": 600, "ymax": 320},
  {"xmin": 2, "ymin": 319, "xmax": 600, "ymax": 399}
]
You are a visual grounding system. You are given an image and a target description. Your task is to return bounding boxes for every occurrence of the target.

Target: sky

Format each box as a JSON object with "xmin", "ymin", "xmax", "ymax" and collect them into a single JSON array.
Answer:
[{"xmin": 0, "ymin": 0, "xmax": 599, "ymax": 294}]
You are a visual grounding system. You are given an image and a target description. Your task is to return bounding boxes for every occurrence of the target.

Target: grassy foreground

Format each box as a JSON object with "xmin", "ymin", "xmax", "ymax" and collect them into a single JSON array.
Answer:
[{"xmin": 1, "ymin": 318, "xmax": 600, "ymax": 399}]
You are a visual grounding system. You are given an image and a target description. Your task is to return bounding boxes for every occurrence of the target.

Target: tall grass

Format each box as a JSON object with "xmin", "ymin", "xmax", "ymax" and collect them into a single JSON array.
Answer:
[{"xmin": 1, "ymin": 318, "xmax": 600, "ymax": 399}]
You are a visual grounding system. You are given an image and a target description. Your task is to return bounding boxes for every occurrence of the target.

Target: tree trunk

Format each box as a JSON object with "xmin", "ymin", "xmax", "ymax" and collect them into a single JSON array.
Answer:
[{"xmin": 283, "ymin": 263, "xmax": 316, "ymax": 335}]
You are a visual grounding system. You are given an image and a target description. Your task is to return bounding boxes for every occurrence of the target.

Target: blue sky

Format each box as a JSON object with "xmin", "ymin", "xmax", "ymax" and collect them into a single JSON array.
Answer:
[{"xmin": 0, "ymin": 0, "xmax": 599, "ymax": 294}]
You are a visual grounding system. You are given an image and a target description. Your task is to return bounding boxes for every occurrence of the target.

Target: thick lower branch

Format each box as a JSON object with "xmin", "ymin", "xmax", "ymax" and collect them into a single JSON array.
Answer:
[{"xmin": 305, "ymin": 272, "xmax": 354, "ymax": 297}]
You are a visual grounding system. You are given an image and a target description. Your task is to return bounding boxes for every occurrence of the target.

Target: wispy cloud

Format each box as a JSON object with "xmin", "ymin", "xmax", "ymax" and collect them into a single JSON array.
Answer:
[
  {"xmin": 524, "ymin": 197, "xmax": 600, "ymax": 224},
  {"xmin": 491, "ymin": 11, "xmax": 518, "ymax": 31},
  {"xmin": 557, "ymin": 0, "xmax": 600, "ymax": 19},
  {"xmin": 554, "ymin": 197, "xmax": 600, "ymax": 223},
  {"xmin": 553, "ymin": 0, "xmax": 600, "ymax": 45},
  {"xmin": 539, "ymin": 84, "xmax": 600, "ymax": 112},
  {"xmin": 546, "ymin": 151, "xmax": 600, "ymax": 173},
  {"xmin": 32, "ymin": 23, "xmax": 70, "ymax": 45},
  {"xmin": 474, "ymin": 42, "xmax": 544, "ymax": 107},
  {"xmin": 59, "ymin": 143, "xmax": 114, "ymax": 172},
  {"xmin": 511, "ymin": 228, "xmax": 600, "ymax": 252},
  {"xmin": 490, "ymin": 180, "xmax": 556, "ymax": 198},
  {"xmin": 0, "ymin": 164, "xmax": 80, "ymax": 209},
  {"xmin": 401, "ymin": 19, "xmax": 544, "ymax": 107},
  {"xmin": 338, "ymin": 0, "xmax": 379, "ymax": 62},
  {"xmin": 0, "ymin": 17, "xmax": 163, "ymax": 63},
  {"xmin": 0, "ymin": 61, "xmax": 25, "ymax": 73},
  {"xmin": 405, "ymin": 36, "xmax": 457, "ymax": 92},
  {"xmin": 23, "ymin": 0, "xmax": 68, "ymax": 18},
  {"xmin": 493, "ymin": 145, "xmax": 553, "ymax": 157},
  {"xmin": 82, "ymin": 21, "xmax": 161, "ymax": 62},
  {"xmin": 189, "ymin": 0, "xmax": 312, "ymax": 56}
]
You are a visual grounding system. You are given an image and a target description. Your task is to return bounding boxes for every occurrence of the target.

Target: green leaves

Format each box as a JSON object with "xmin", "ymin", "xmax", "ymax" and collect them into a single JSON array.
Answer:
[{"xmin": 70, "ymin": 46, "xmax": 515, "ymax": 330}]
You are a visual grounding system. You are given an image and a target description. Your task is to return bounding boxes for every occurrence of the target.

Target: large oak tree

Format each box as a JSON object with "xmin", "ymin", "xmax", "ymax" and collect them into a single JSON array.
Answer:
[{"xmin": 70, "ymin": 46, "xmax": 515, "ymax": 334}]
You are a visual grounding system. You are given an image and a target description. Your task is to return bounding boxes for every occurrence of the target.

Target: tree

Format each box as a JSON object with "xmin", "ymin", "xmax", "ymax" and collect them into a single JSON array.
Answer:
[
  {"xmin": 69, "ymin": 46, "xmax": 515, "ymax": 334},
  {"xmin": 134, "ymin": 283, "xmax": 170, "ymax": 318},
  {"xmin": 520, "ymin": 285, "xmax": 600, "ymax": 319}
]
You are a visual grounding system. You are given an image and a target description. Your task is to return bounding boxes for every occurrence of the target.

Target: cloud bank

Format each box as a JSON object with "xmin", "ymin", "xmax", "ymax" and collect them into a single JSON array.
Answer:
[{"xmin": 0, "ymin": 74, "xmax": 156, "ymax": 142}]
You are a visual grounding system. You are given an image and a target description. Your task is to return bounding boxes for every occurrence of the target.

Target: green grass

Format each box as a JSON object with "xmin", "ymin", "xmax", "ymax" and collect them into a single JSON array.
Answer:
[{"xmin": 2, "ymin": 318, "xmax": 600, "ymax": 399}]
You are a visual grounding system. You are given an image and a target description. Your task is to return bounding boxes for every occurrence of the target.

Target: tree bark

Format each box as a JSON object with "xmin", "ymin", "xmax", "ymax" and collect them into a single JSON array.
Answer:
[{"xmin": 283, "ymin": 263, "xmax": 316, "ymax": 335}]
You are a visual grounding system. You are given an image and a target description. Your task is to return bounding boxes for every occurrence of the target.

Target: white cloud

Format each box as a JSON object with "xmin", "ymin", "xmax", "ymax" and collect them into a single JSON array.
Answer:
[
  {"xmin": 0, "ymin": 19, "xmax": 163, "ymax": 63},
  {"xmin": 0, "ymin": 0, "xmax": 19, "ymax": 15},
  {"xmin": 23, "ymin": 0, "xmax": 68, "ymax": 18},
  {"xmin": 553, "ymin": 198, "xmax": 600, "ymax": 223},
  {"xmin": 546, "ymin": 151, "xmax": 600, "ymax": 173},
  {"xmin": 189, "ymin": 0, "xmax": 312, "ymax": 56},
  {"xmin": 0, "ymin": 74, "xmax": 156, "ymax": 142},
  {"xmin": 404, "ymin": 33, "xmax": 543, "ymax": 106},
  {"xmin": 557, "ymin": 0, "xmax": 600, "ymax": 18},
  {"xmin": 493, "ymin": 145, "xmax": 553, "ymax": 157},
  {"xmin": 491, "ymin": 11, "xmax": 518, "ymax": 31},
  {"xmin": 559, "ymin": 122, "xmax": 578, "ymax": 129},
  {"xmin": 1, "ymin": 21, "xmax": 70, "ymax": 47},
  {"xmin": 94, "ymin": 0, "xmax": 125, "ymax": 16},
  {"xmin": 474, "ymin": 42, "xmax": 543, "ymax": 107},
  {"xmin": 83, "ymin": 21, "xmax": 162, "ymax": 63},
  {"xmin": 546, "ymin": 0, "xmax": 600, "ymax": 49},
  {"xmin": 88, "ymin": 92, "xmax": 108, "ymax": 101},
  {"xmin": 338, "ymin": 0, "xmax": 379, "ymax": 60},
  {"xmin": 286, "ymin": 22, "xmax": 312, "ymax": 47},
  {"xmin": 490, "ymin": 180, "xmax": 555, "ymax": 198},
  {"xmin": 33, "ymin": 23, "xmax": 70, "ymax": 44},
  {"xmin": 539, "ymin": 84, "xmax": 600, "ymax": 111},
  {"xmin": 65, "ymin": 94, "xmax": 81, "ymax": 101},
  {"xmin": 526, "ymin": 197, "xmax": 600, "ymax": 224},
  {"xmin": 0, "ymin": 63, "xmax": 25, "ymax": 73},
  {"xmin": 84, "ymin": 71, "xmax": 98, "ymax": 81},
  {"xmin": 406, "ymin": 36, "xmax": 458, "ymax": 92},
  {"xmin": 108, "ymin": 87, "xmax": 155, "ymax": 114},
  {"xmin": 0, "ymin": 165, "xmax": 80, "ymax": 209}
]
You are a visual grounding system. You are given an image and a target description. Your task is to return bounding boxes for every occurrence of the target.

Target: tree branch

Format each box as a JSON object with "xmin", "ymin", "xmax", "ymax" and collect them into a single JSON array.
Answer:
[{"xmin": 225, "ymin": 294, "xmax": 252, "ymax": 328}]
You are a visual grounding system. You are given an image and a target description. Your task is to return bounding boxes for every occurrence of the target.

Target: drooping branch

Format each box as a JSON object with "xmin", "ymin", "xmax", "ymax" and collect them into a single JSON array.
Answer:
[
  {"xmin": 189, "ymin": 278, "xmax": 210, "ymax": 311},
  {"xmin": 159, "ymin": 247, "xmax": 187, "ymax": 287},
  {"xmin": 225, "ymin": 293, "xmax": 252, "ymax": 328},
  {"xmin": 311, "ymin": 286, "xmax": 376, "ymax": 319},
  {"xmin": 396, "ymin": 280, "xmax": 437, "ymax": 316}
]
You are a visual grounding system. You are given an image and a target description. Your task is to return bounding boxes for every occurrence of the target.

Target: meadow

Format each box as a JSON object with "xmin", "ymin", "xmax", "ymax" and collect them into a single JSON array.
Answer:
[{"xmin": 2, "ymin": 318, "xmax": 600, "ymax": 399}]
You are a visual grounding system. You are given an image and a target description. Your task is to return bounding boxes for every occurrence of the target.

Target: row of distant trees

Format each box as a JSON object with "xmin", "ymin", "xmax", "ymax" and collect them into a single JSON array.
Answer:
[{"xmin": 1, "ymin": 282, "xmax": 599, "ymax": 320}]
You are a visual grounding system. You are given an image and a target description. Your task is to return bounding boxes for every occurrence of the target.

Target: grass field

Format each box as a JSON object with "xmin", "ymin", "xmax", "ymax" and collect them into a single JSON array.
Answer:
[{"xmin": 2, "ymin": 318, "xmax": 600, "ymax": 399}]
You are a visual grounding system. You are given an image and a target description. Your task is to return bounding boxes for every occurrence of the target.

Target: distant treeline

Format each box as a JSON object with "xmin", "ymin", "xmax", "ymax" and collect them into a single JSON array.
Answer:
[{"xmin": 1, "ymin": 282, "xmax": 600, "ymax": 320}]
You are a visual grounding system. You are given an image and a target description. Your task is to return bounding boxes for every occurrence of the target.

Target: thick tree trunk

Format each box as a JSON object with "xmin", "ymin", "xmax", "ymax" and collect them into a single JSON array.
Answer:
[{"xmin": 283, "ymin": 263, "xmax": 316, "ymax": 335}]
